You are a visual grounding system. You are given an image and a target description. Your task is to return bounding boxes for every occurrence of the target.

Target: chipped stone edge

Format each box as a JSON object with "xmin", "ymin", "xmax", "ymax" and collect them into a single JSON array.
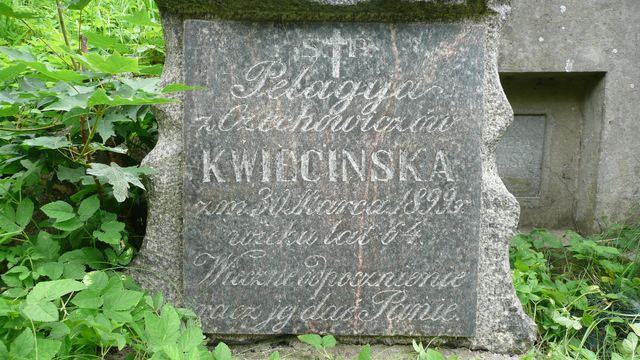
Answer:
[
  {"xmin": 466, "ymin": 0, "xmax": 537, "ymax": 353},
  {"xmin": 133, "ymin": 0, "xmax": 537, "ymax": 354},
  {"xmin": 130, "ymin": 9, "xmax": 185, "ymax": 305}
]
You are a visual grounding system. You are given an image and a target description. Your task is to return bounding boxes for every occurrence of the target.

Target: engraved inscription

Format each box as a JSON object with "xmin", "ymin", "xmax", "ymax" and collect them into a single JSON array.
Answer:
[{"xmin": 183, "ymin": 21, "xmax": 484, "ymax": 337}]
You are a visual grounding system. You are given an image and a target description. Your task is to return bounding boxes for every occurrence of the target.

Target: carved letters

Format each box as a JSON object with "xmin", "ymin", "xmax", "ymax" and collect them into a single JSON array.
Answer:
[{"xmin": 183, "ymin": 22, "xmax": 483, "ymax": 336}]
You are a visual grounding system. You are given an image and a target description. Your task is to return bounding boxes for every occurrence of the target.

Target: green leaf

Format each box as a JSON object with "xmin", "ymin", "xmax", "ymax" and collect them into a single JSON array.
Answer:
[
  {"xmin": 357, "ymin": 345, "xmax": 371, "ymax": 360},
  {"xmin": 83, "ymin": 31, "xmax": 129, "ymax": 53},
  {"xmin": 213, "ymin": 342, "xmax": 233, "ymax": 360},
  {"xmin": 87, "ymin": 162, "xmax": 147, "ymax": 202},
  {"xmin": 163, "ymin": 344, "xmax": 182, "ymax": 360},
  {"xmin": 425, "ymin": 349, "xmax": 446, "ymax": 360},
  {"xmin": 267, "ymin": 351, "xmax": 280, "ymax": 360},
  {"xmin": 0, "ymin": 46, "xmax": 36, "ymax": 62},
  {"xmin": 27, "ymin": 279, "xmax": 87, "ymax": 302},
  {"xmin": 41, "ymin": 201, "xmax": 75, "ymax": 222},
  {"xmin": 630, "ymin": 323, "xmax": 640, "ymax": 337},
  {"xmin": 122, "ymin": 10, "xmax": 160, "ymax": 27},
  {"xmin": 139, "ymin": 64, "xmax": 163, "ymax": 75},
  {"xmin": 15, "ymin": 198, "xmax": 33, "ymax": 228},
  {"xmin": 53, "ymin": 217, "xmax": 84, "ymax": 232},
  {"xmin": 622, "ymin": 332, "xmax": 638, "ymax": 355},
  {"xmin": 179, "ymin": 325, "xmax": 204, "ymax": 352},
  {"xmin": 79, "ymin": 52, "xmax": 139, "ymax": 74},
  {"xmin": 0, "ymin": 63, "xmax": 27, "ymax": 82},
  {"xmin": 21, "ymin": 300, "xmax": 59, "ymax": 322},
  {"xmin": 162, "ymin": 84, "xmax": 207, "ymax": 93},
  {"xmin": 78, "ymin": 195, "xmax": 100, "ymax": 221},
  {"xmin": 10, "ymin": 329, "xmax": 34, "ymax": 358},
  {"xmin": 103, "ymin": 289, "xmax": 142, "ymax": 311},
  {"xmin": 35, "ymin": 338, "xmax": 62, "ymax": 360},
  {"xmin": 37, "ymin": 262, "xmax": 64, "ymax": 280},
  {"xmin": 298, "ymin": 334, "xmax": 323, "ymax": 350},
  {"xmin": 45, "ymin": 92, "xmax": 92, "ymax": 111},
  {"xmin": 57, "ymin": 165, "xmax": 86, "ymax": 182},
  {"xmin": 25, "ymin": 62, "xmax": 87, "ymax": 82},
  {"xmin": 23, "ymin": 136, "xmax": 72, "ymax": 149},
  {"xmin": 63, "ymin": 261, "xmax": 86, "ymax": 279},
  {"xmin": 67, "ymin": 0, "xmax": 92, "ymax": 10},
  {"xmin": 70, "ymin": 289, "xmax": 103, "ymax": 309},
  {"xmin": 322, "ymin": 335, "xmax": 336, "ymax": 349},
  {"xmin": 0, "ymin": 3, "xmax": 36, "ymax": 19},
  {"xmin": 83, "ymin": 271, "xmax": 109, "ymax": 291},
  {"xmin": 145, "ymin": 304, "xmax": 181, "ymax": 350},
  {"xmin": 93, "ymin": 220, "xmax": 125, "ymax": 244}
]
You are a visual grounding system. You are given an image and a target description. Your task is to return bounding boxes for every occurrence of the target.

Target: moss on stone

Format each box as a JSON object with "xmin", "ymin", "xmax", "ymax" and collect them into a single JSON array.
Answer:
[{"xmin": 156, "ymin": 0, "xmax": 488, "ymax": 23}]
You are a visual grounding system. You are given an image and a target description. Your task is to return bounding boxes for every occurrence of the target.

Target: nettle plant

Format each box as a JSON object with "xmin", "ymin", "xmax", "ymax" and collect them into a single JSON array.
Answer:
[{"xmin": 0, "ymin": 2, "xmax": 212, "ymax": 359}]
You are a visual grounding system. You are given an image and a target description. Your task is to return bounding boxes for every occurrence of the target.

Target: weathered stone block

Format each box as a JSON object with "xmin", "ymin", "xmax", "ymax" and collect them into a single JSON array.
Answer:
[{"xmin": 134, "ymin": 0, "xmax": 537, "ymax": 354}]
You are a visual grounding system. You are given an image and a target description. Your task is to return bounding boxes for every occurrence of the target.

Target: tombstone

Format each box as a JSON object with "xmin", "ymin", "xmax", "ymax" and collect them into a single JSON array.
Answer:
[{"xmin": 134, "ymin": 0, "xmax": 536, "ymax": 354}]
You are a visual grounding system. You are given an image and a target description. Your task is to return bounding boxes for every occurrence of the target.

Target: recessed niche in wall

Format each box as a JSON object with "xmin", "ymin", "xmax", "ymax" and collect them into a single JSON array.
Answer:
[{"xmin": 498, "ymin": 72, "xmax": 605, "ymax": 231}]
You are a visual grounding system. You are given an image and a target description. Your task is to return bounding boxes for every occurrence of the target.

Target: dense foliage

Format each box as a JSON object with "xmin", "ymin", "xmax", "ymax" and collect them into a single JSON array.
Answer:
[{"xmin": 0, "ymin": 1, "xmax": 638, "ymax": 359}]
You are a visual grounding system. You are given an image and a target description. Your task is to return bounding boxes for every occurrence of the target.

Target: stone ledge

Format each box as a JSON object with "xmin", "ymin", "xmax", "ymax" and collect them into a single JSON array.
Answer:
[{"xmin": 154, "ymin": 0, "xmax": 488, "ymax": 22}]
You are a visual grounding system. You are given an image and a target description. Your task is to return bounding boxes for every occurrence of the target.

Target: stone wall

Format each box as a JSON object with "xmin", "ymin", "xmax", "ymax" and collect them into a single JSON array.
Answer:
[{"xmin": 498, "ymin": 0, "xmax": 640, "ymax": 233}]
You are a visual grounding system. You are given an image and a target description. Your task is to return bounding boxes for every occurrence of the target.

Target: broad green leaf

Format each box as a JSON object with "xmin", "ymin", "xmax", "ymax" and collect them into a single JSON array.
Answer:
[
  {"xmin": 87, "ymin": 162, "xmax": 147, "ymax": 202},
  {"xmin": 425, "ymin": 349, "xmax": 446, "ymax": 360},
  {"xmin": 162, "ymin": 84, "xmax": 207, "ymax": 93},
  {"xmin": 268, "ymin": 351, "xmax": 280, "ymax": 360},
  {"xmin": 83, "ymin": 31, "xmax": 129, "ymax": 53},
  {"xmin": 53, "ymin": 217, "xmax": 84, "ymax": 232},
  {"xmin": 93, "ymin": 220, "xmax": 125, "ymax": 244},
  {"xmin": 139, "ymin": 64, "xmax": 163, "ymax": 75},
  {"xmin": 37, "ymin": 262, "xmax": 64, "ymax": 280},
  {"xmin": 70, "ymin": 289, "xmax": 103, "ymax": 309},
  {"xmin": 322, "ymin": 335, "xmax": 336, "ymax": 349},
  {"xmin": 0, "ymin": 63, "xmax": 26, "ymax": 82},
  {"xmin": 25, "ymin": 62, "xmax": 87, "ymax": 82},
  {"xmin": 45, "ymin": 92, "xmax": 92, "ymax": 111},
  {"xmin": 622, "ymin": 332, "xmax": 638, "ymax": 355},
  {"xmin": 145, "ymin": 304, "xmax": 181, "ymax": 350},
  {"xmin": 15, "ymin": 198, "xmax": 33, "ymax": 228},
  {"xmin": 357, "ymin": 345, "xmax": 371, "ymax": 360},
  {"xmin": 23, "ymin": 136, "xmax": 72, "ymax": 149},
  {"xmin": 35, "ymin": 338, "xmax": 62, "ymax": 360},
  {"xmin": 213, "ymin": 342, "xmax": 233, "ymax": 360},
  {"xmin": 0, "ymin": 46, "xmax": 36, "ymax": 62},
  {"xmin": 0, "ymin": 3, "xmax": 36, "ymax": 18},
  {"xmin": 103, "ymin": 289, "xmax": 142, "ymax": 311},
  {"xmin": 78, "ymin": 195, "xmax": 100, "ymax": 221},
  {"xmin": 83, "ymin": 271, "xmax": 109, "ymax": 290},
  {"xmin": 123, "ymin": 77, "xmax": 160, "ymax": 92},
  {"xmin": 88, "ymin": 88, "xmax": 174, "ymax": 107},
  {"xmin": 57, "ymin": 165, "xmax": 86, "ymax": 182},
  {"xmin": 122, "ymin": 10, "xmax": 160, "ymax": 27},
  {"xmin": 67, "ymin": 0, "xmax": 92, "ymax": 10},
  {"xmin": 179, "ymin": 325, "xmax": 204, "ymax": 352},
  {"xmin": 10, "ymin": 329, "xmax": 34, "ymax": 358},
  {"xmin": 41, "ymin": 201, "xmax": 75, "ymax": 222},
  {"xmin": 63, "ymin": 261, "xmax": 86, "ymax": 279},
  {"xmin": 34, "ymin": 232, "xmax": 61, "ymax": 260},
  {"xmin": 79, "ymin": 52, "xmax": 139, "ymax": 74},
  {"xmin": 163, "ymin": 344, "xmax": 182, "ymax": 360},
  {"xmin": 630, "ymin": 323, "xmax": 640, "ymax": 337},
  {"xmin": 27, "ymin": 279, "xmax": 86, "ymax": 302},
  {"xmin": 21, "ymin": 300, "xmax": 58, "ymax": 322},
  {"xmin": 298, "ymin": 334, "xmax": 323, "ymax": 350}
]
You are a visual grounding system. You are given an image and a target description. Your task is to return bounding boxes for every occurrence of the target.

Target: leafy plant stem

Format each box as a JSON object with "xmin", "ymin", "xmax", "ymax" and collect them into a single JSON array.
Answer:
[{"xmin": 54, "ymin": 0, "xmax": 78, "ymax": 70}]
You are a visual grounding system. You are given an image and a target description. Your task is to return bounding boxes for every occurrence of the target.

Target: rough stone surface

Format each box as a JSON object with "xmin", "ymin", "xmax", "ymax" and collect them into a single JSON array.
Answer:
[
  {"xmin": 499, "ymin": 0, "xmax": 640, "ymax": 232},
  {"xmin": 183, "ymin": 21, "xmax": 483, "ymax": 337},
  {"xmin": 496, "ymin": 114, "xmax": 545, "ymax": 198},
  {"xmin": 135, "ymin": 0, "xmax": 536, "ymax": 354}
]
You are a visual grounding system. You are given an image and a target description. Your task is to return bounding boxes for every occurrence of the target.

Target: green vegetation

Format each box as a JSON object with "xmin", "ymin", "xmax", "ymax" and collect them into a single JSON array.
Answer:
[{"xmin": 0, "ymin": 1, "xmax": 638, "ymax": 359}]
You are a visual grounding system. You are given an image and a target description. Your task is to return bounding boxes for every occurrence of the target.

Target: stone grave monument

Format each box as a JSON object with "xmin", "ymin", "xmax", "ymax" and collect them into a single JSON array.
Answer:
[{"xmin": 134, "ymin": 0, "xmax": 536, "ymax": 354}]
